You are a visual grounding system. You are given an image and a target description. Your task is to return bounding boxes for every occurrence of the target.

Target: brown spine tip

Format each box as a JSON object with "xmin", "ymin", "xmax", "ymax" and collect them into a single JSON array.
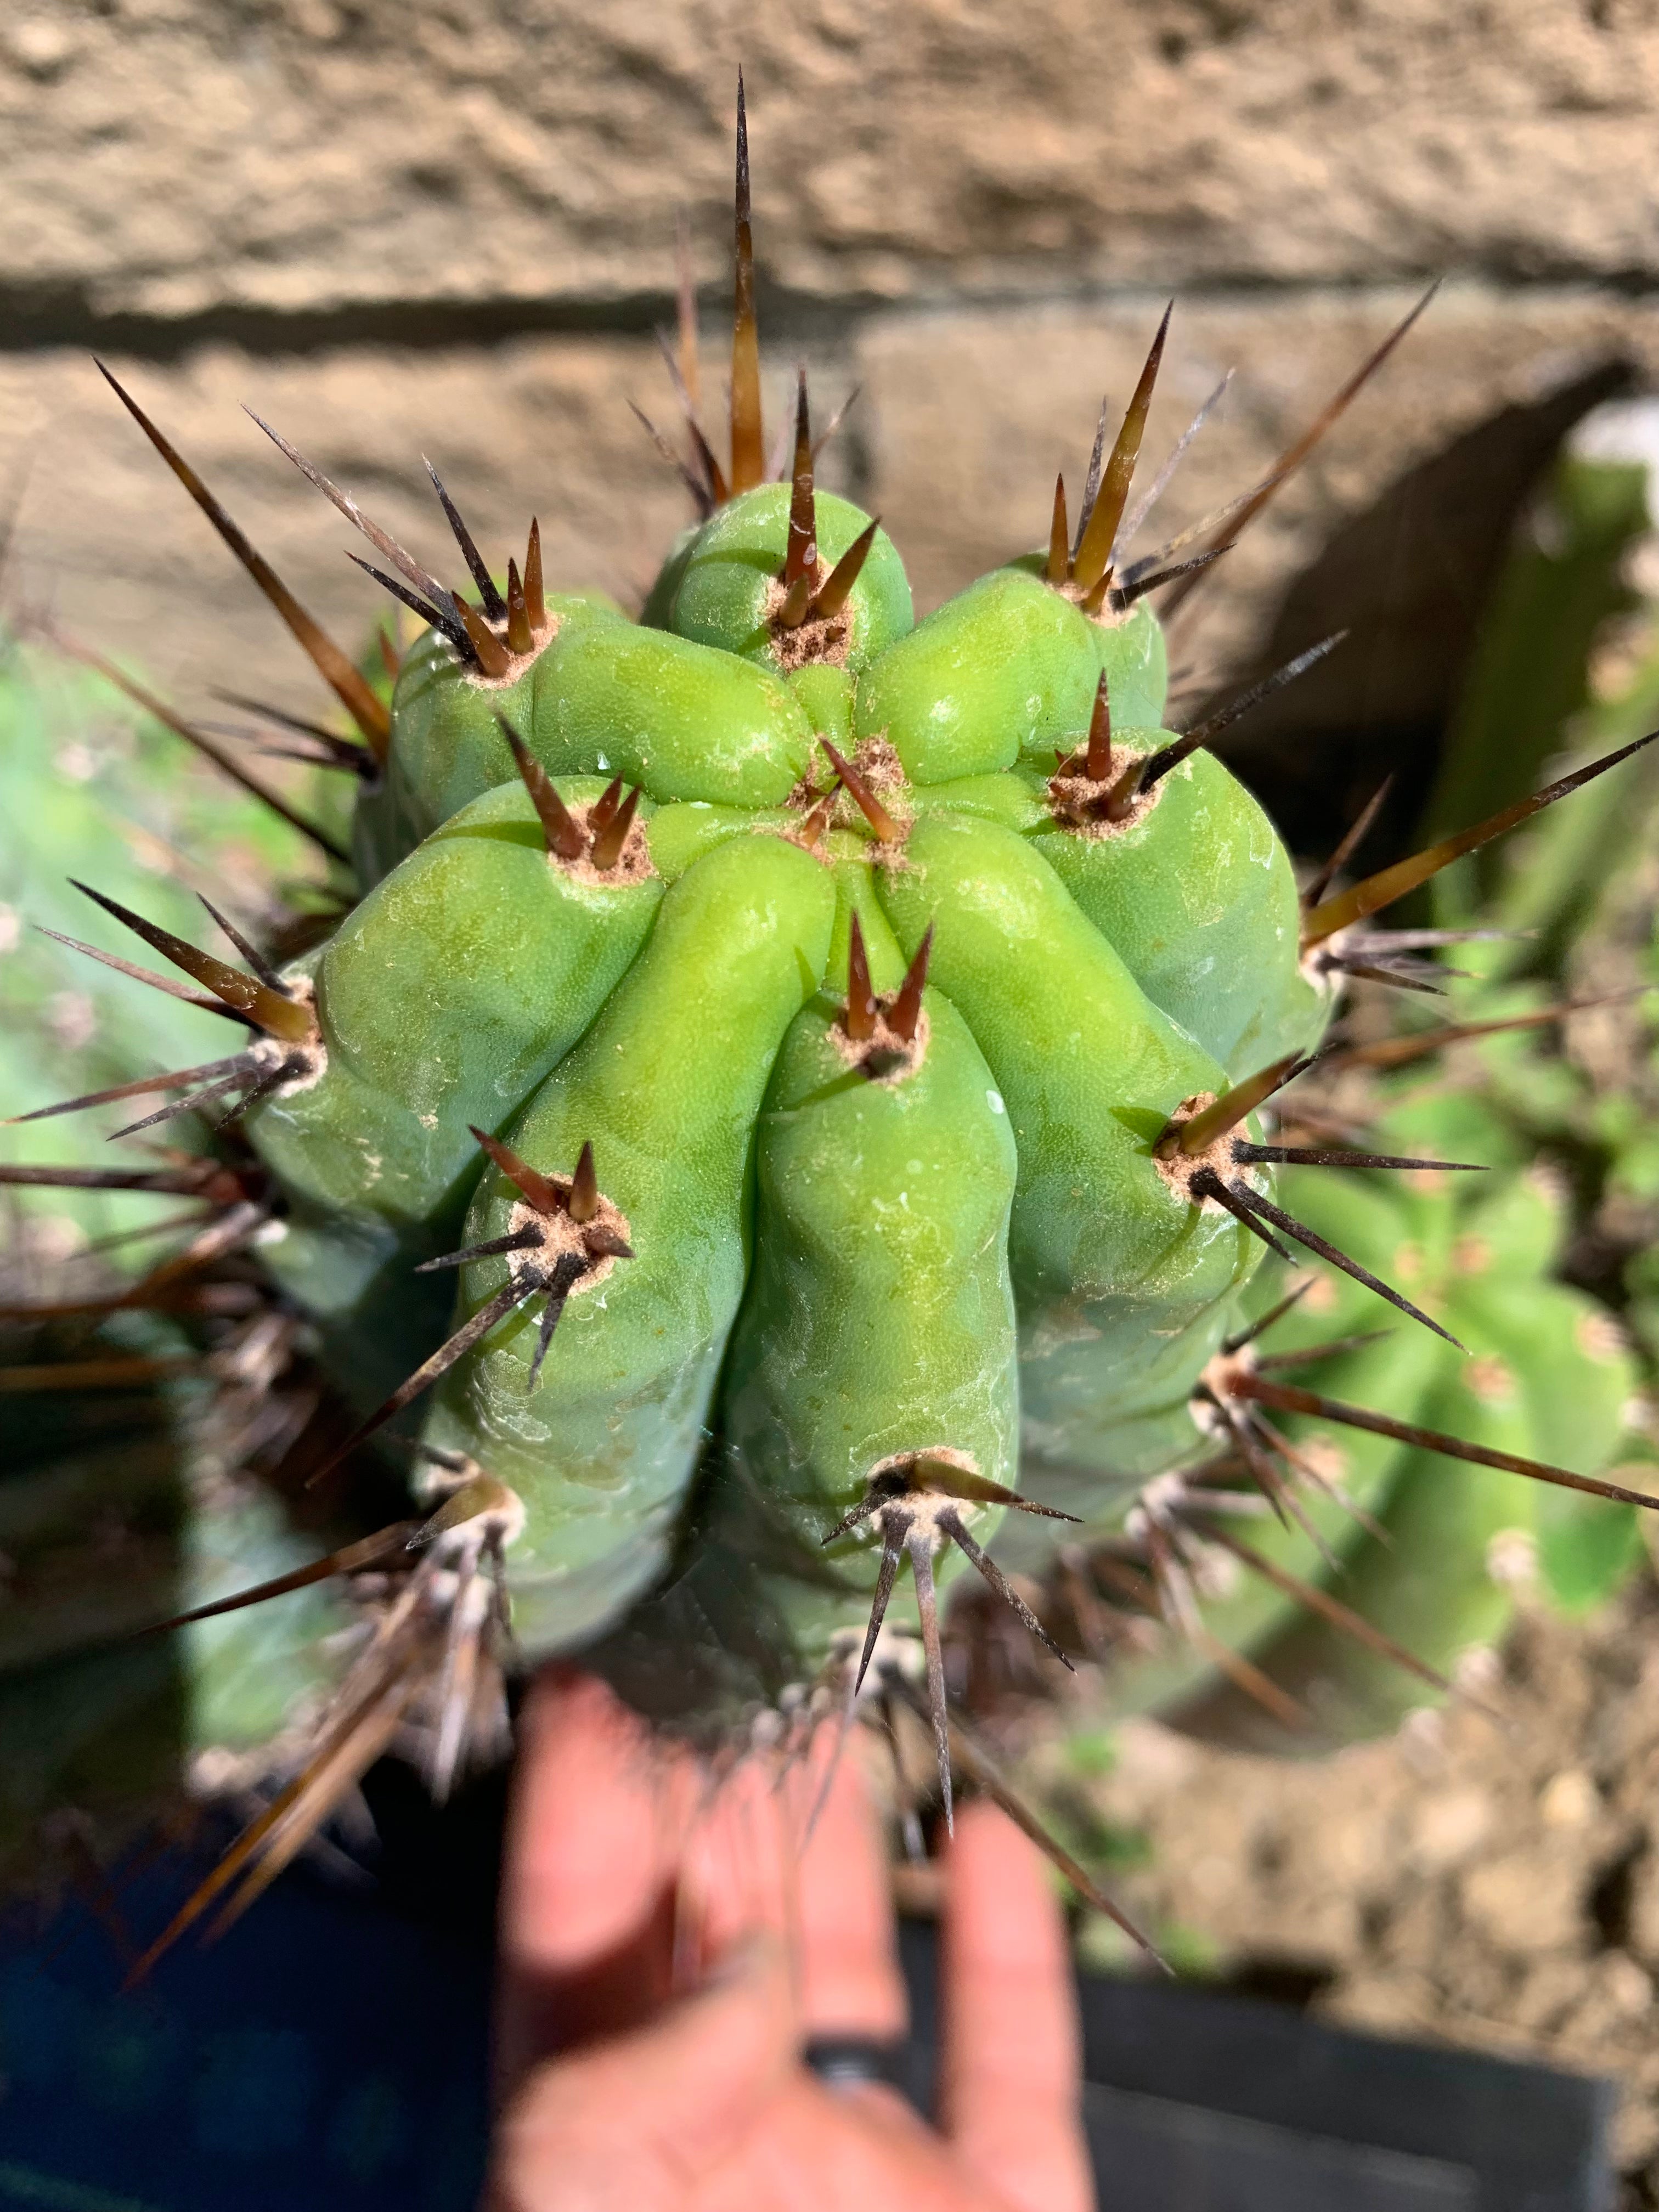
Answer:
[
  {"xmin": 782, "ymin": 367, "xmax": 817, "ymax": 590},
  {"xmin": 524, "ymin": 518, "xmax": 548, "ymax": 634},
  {"xmin": 888, "ymin": 924, "xmax": 933, "ymax": 1042},
  {"xmin": 1302, "ymin": 722, "xmax": 1659, "ymax": 950},
  {"xmin": 377, "ymin": 624, "xmax": 402, "ymax": 680},
  {"xmin": 588, "ymin": 776, "xmax": 625, "ymax": 838},
  {"xmin": 93, "ymin": 365, "xmax": 391, "ymax": 760},
  {"xmin": 1046, "ymin": 471, "xmax": 1070, "ymax": 586},
  {"xmin": 567, "ymin": 1139, "xmax": 600, "ymax": 1225},
  {"xmin": 819, "ymin": 736, "xmax": 900, "ymax": 844},
  {"xmin": 1160, "ymin": 281, "xmax": 1441, "ymax": 622},
  {"xmin": 423, "ymin": 457, "xmax": 506, "ymax": 620},
  {"xmin": 1085, "ymin": 669, "xmax": 1112, "ymax": 783},
  {"xmin": 1140, "ymin": 633, "xmax": 1346, "ymax": 794},
  {"xmin": 1161, "ymin": 1050, "xmax": 1308, "ymax": 1159},
  {"xmin": 588, "ymin": 784, "xmax": 642, "ymax": 871},
  {"xmin": 70, "ymin": 880, "xmax": 315, "ymax": 1045},
  {"xmin": 845, "ymin": 912, "xmax": 878, "ymax": 1041},
  {"xmin": 1229, "ymin": 1372, "xmax": 1659, "ymax": 1515},
  {"xmin": 454, "ymin": 594, "xmax": 512, "ymax": 680},
  {"xmin": 468, "ymin": 1125, "xmax": 565, "ymax": 1219},
  {"xmin": 806, "ymin": 517, "xmax": 879, "ymax": 624},
  {"xmin": 1099, "ymin": 749, "xmax": 1146, "ymax": 822},
  {"xmin": 1301, "ymin": 774, "xmax": 1395, "ymax": 913},
  {"xmin": 505, "ymin": 556, "xmax": 534, "ymax": 656},
  {"xmin": 495, "ymin": 713, "xmax": 585, "ymax": 862},
  {"xmin": 729, "ymin": 71, "xmax": 765, "ymax": 494},
  {"xmin": 1071, "ymin": 301, "xmax": 1172, "ymax": 594}
]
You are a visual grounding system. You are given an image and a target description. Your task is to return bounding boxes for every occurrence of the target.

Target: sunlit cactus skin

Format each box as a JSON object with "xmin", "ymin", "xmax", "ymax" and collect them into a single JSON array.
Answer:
[{"xmin": 12, "ymin": 82, "xmax": 1659, "ymax": 1920}]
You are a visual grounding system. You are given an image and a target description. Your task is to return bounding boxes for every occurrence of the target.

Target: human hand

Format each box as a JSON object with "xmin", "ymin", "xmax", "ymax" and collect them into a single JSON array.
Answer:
[{"xmin": 485, "ymin": 1668, "xmax": 1094, "ymax": 2212}]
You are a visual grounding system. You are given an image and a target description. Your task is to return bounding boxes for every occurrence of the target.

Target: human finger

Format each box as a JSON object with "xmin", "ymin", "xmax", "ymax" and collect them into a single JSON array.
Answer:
[
  {"xmin": 487, "ymin": 1928, "xmax": 795, "ymax": 2212},
  {"xmin": 793, "ymin": 1720, "xmax": 908, "ymax": 2040},
  {"xmin": 938, "ymin": 1798, "xmax": 1094, "ymax": 2212},
  {"xmin": 495, "ymin": 1667, "xmax": 695, "ymax": 2085}
]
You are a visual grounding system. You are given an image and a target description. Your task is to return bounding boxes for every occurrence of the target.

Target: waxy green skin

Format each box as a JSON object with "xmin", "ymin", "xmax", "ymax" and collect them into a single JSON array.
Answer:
[
  {"xmin": 719, "ymin": 983, "xmax": 1020, "ymax": 1669},
  {"xmin": 241, "ymin": 479, "xmax": 1340, "ymax": 1677},
  {"xmin": 1094, "ymin": 1093, "xmax": 1640, "ymax": 1742},
  {"xmin": 667, "ymin": 483, "xmax": 913, "ymax": 676},
  {"xmin": 424, "ymin": 833, "xmax": 836, "ymax": 1652},
  {"xmin": 249, "ymin": 776, "xmax": 665, "ymax": 1403}
]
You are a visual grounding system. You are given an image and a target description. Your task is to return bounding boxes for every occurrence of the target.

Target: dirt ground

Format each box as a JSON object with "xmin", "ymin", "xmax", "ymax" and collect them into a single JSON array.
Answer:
[{"xmin": 1033, "ymin": 1574, "xmax": 1659, "ymax": 2199}]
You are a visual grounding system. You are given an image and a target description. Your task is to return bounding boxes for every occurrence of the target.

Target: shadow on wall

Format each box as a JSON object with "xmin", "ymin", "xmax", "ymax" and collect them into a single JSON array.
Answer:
[{"xmin": 1206, "ymin": 356, "xmax": 1637, "ymax": 867}]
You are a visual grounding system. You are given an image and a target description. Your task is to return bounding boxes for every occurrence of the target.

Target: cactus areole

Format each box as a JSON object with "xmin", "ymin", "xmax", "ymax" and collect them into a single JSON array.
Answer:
[{"xmin": 19, "ymin": 81, "xmax": 1659, "ymax": 1929}]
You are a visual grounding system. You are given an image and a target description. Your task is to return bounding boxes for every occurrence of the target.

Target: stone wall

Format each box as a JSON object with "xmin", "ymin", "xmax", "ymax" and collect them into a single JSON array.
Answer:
[{"xmin": 3, "ymin": 0, "xmax": 1657, "ymax": 793}]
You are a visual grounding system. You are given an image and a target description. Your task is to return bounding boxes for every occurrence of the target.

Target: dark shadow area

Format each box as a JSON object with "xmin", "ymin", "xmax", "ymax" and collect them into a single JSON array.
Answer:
[{"xmin": 1206, "ymin": 355, "xmax": 1638, "ymax": 868}]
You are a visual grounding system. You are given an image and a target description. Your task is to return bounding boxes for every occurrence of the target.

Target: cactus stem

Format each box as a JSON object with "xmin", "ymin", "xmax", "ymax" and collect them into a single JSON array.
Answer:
[
  {"xmin": 844, "ymin": 912, "xmax": 879, "ymax": 1042},
  {"xmin": 1142, "ymin": 633, "xmax": 1347, "ymax": 793},
  {"xmin": 495, "ymin": 714, "xmax": 586, "ymax": 861},
  {"xmin": 1225, "ymin": 1181, "xmax": 1464, "ymax": 1347},
  {"xmin": 93, "ymin": 365, "xmax": 391, "ymax": 758},
  {"xmin": 1071, "ymin": 301, "xmax": 1173, "ymax": 595},
  {"xmin": 452, "ymin": 591, "xmax": 513, "ymax": 680},
  {"xmin": 347, "ymin": 551, "xmax": 471, "ymax": 659},
  {"xmin": 1304, "ymin": 723, "xmax": 1659, "ymax": 948},
  {"xmin": 781, "ymin": 368, "xmax": 818, "ymax": 596},
  {"xmin": 888, "ymin": 924, "xmax": 933, "ymax": 1042},
  {"xmin": 1302, "ymin": 776, "xmax": 1395, "ymax": 911},
  {"xmin": 1188, "ymin": 1516, "xmax": 1452, "ymax": 1699},
  {"xmin": 589, "ymin": 784, "xmax": 644, "ymax": 871},
  {"xmin": 414, "ymin": 1226, "xmax": 546, "ymax": 1274},
  {"xmin": 504, "ymin": 557, "xmax": 535, "ymax": 655},
  {"xmin": 1231, "ymin": 1371, "xmax": 1659, "ymax": 1513},
  {"xmin": 730, "ymin": 70, "xmax": 765, "ymax": 495},
  {"xmin": 1161, "ymin": 282, "xmax": 1441, "ymax": 625},
  {"xmin": 820, "ymin": 736, "xmax": 900, "ymax": 843},
  {"xmin": 1232, "ymin": 1142, "xmax": 1486, "ymax": 1172},
  {"xmin": 422, "ymin": 456, "xmax": 507, "ymax": 620},
  {"xmin": 35, "ymin": 924, "xmax": 258, "ymax": 1026},
  {"xmin": 1046, "ymin": 472, "xmax": 1070, "ymax": 586},
  {"xmin": 42, "ymin": 631, "xmax": 352, "ymax": 861},
  {"xmin": 804, "ymin": 516, "xmax": 881, "ymax": 625},
  {"xmin": 247, "ymin": 408, "xmax": 459, "ymax": 633},
  {"xmin": 68, "ymin": 882, "xmax": 317, "ymax": 1043}
]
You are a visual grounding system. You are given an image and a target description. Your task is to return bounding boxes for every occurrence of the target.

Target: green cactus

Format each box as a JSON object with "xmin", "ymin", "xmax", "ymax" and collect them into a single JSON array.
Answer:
[{"xmin": 8, "ymin": 84, "xmax": 1659, "ymax": 1930}]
